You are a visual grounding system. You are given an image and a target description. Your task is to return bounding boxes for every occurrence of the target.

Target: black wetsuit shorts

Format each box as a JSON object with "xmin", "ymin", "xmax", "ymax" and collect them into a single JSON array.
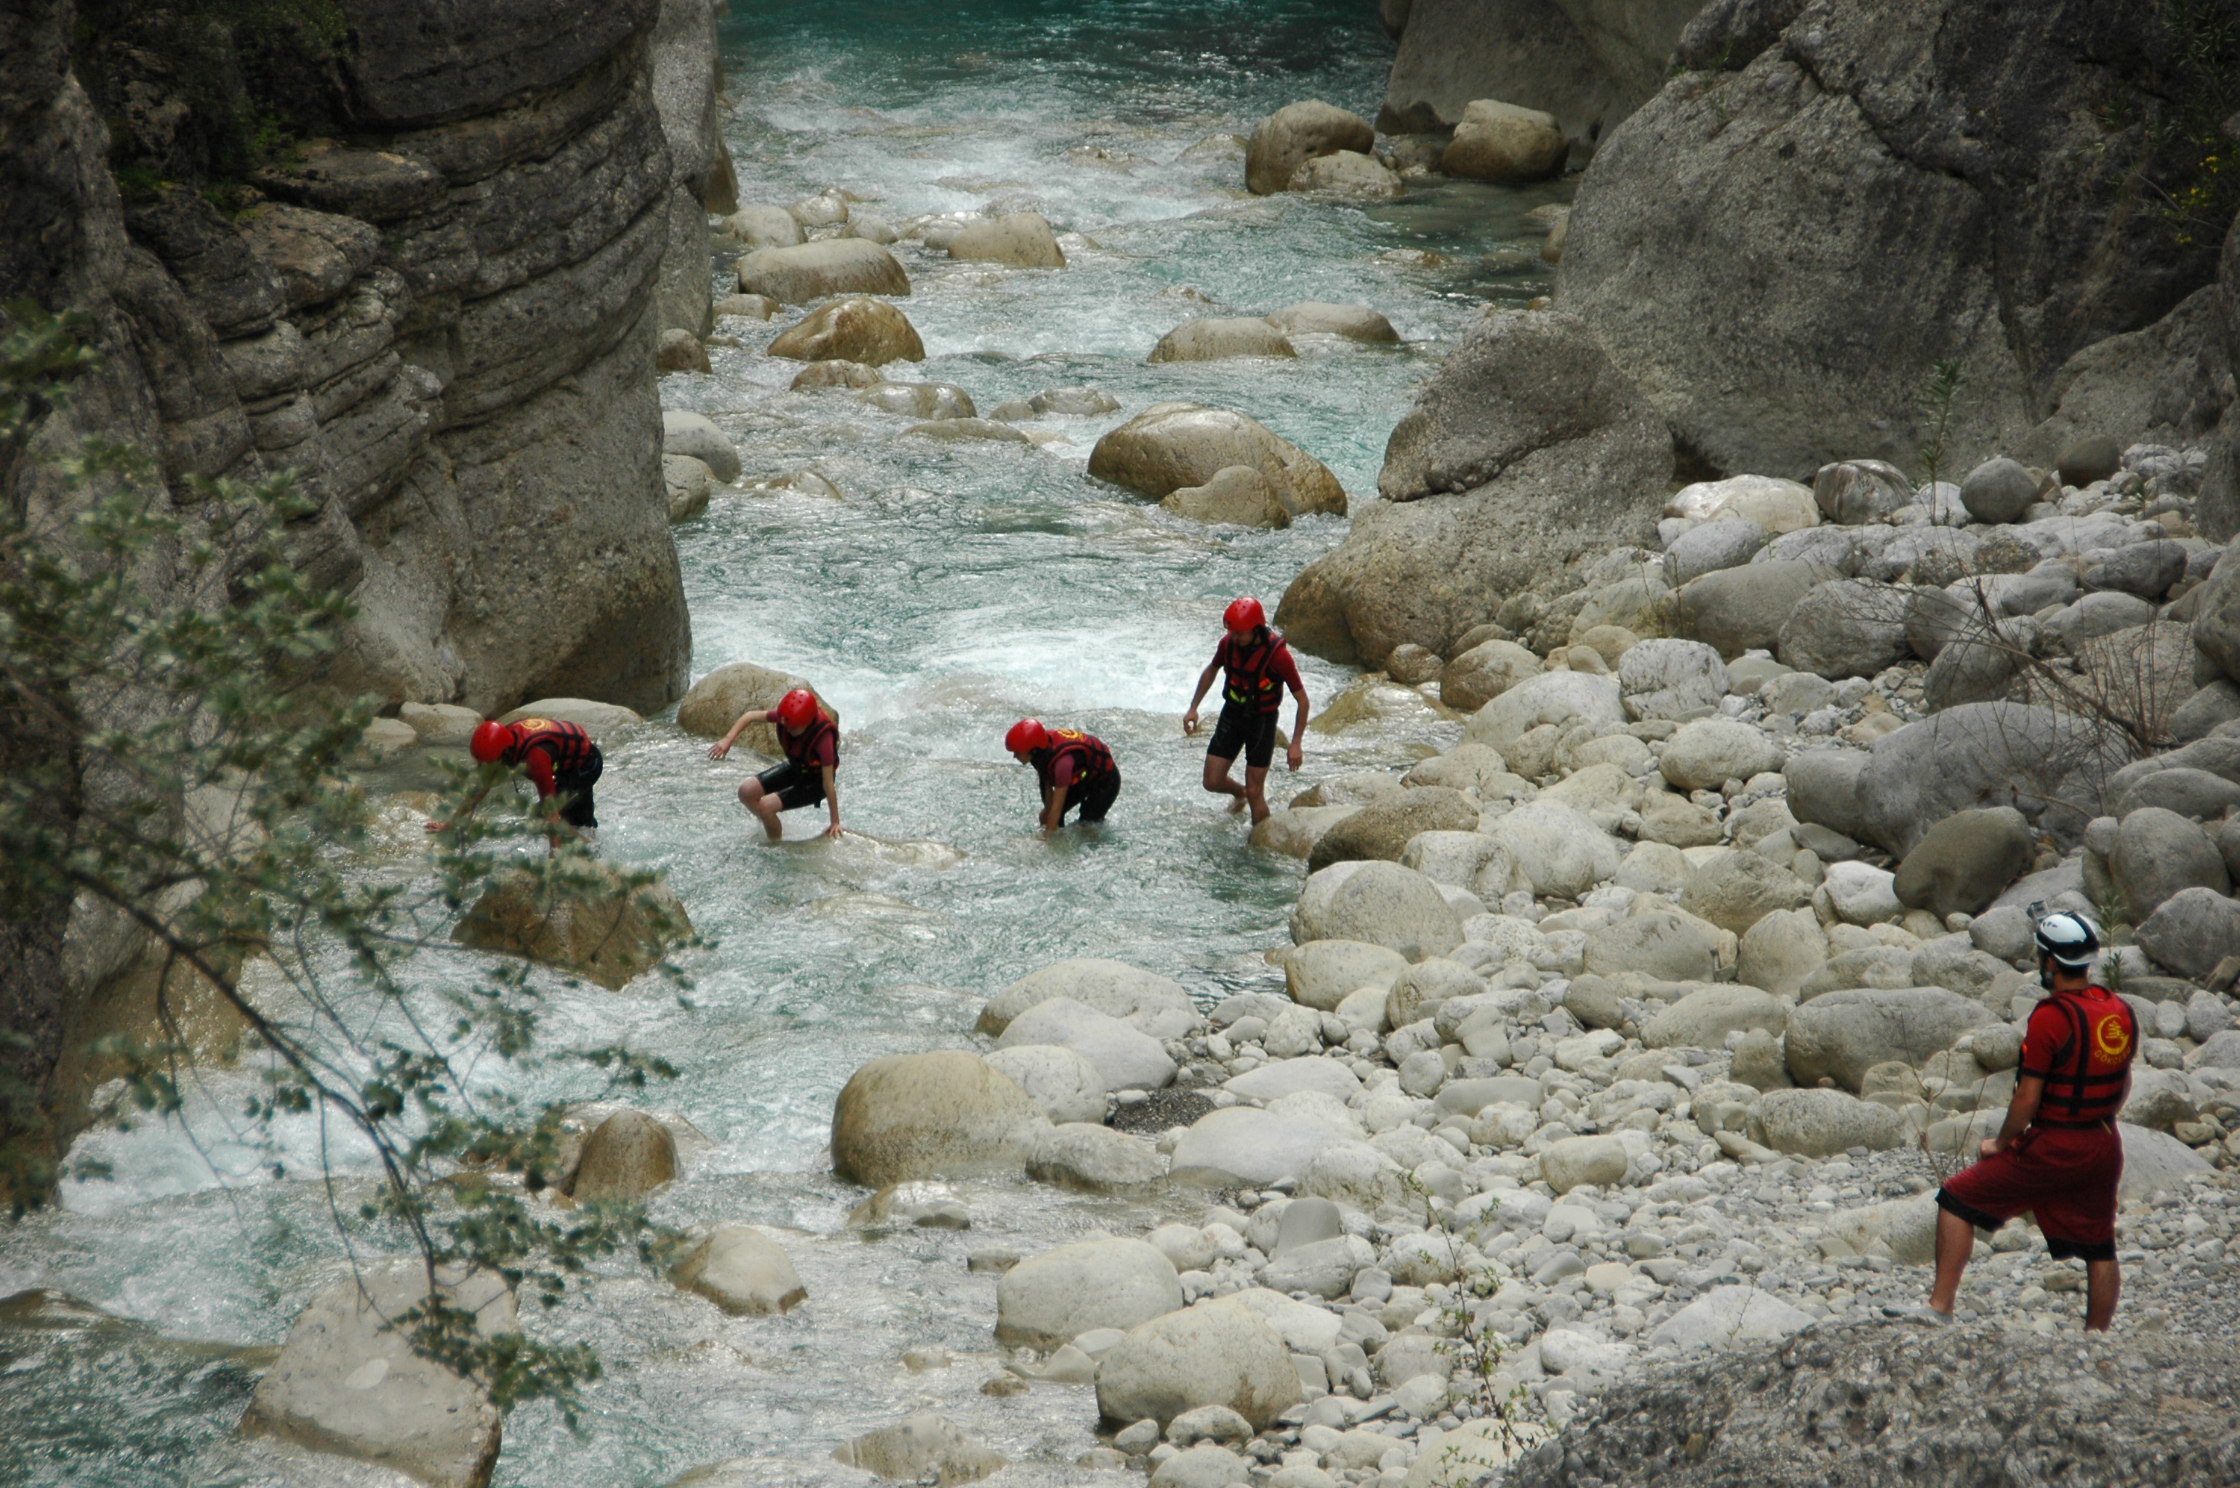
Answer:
[
  {"xmin": 756, "ymin": 760, "xmax": 828, "ymax": 811},
  {"xmin": 1208, "ymin": 703, "xmax": 1278, "ymax": 770}
]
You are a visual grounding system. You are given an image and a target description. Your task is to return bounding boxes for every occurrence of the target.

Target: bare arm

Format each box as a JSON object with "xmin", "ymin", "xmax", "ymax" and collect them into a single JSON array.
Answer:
[
  {"xmin": 1041, "ymin": 782, "xmax": 1070, "ymax": 833},
  {"xmin": 1184, "ymin": 660, "xmax": 1221, "ymax": 733},
  {"xmin": 708, "ymin": 708, "xmax": 774, "ymax": 759},
  {"xmin": 820, "ymin": 764, "xmax": 842, "ymax": 836},
  {"xmin": 1286, "ymin": 680, "xmax": 1309, "ymax": 771},
  {"xmin": 1984, "ymin": 1073, "xmax": 2046, "ymax": 1156}
]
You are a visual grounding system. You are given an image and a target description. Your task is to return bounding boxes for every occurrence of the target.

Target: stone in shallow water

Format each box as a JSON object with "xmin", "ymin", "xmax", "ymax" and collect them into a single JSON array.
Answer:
[
  {"xmin": 832, "ymin": 1415, "xmax": 1006, "ymax": 1485},
  {"xmin": 239, "ymin": 1262, "xmax": 511, "ymax": 1488}
]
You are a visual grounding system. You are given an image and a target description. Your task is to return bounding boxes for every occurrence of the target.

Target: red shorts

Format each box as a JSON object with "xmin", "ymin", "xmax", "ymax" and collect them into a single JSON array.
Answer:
[{"xmin": 1936, "ymin": 1123, "xmax": 2123, "ymax": 1262}]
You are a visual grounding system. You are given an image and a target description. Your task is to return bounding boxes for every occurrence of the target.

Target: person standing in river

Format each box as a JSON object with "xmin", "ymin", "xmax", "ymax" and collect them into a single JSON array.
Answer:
[
  {"xmin": 1910, "ymin": 910, "xmax": 2136, "ymax": 1331},
  {"xmin": 1005, "ymin": 719, "xmax": 1121, "ymax": 831},
  {"xmin": 707, "ymin": 688, "xmax": 845, "ymax": 840},
  {"xmin": 1183, "ymin": 597, "xmax": 1309, "ymax": 826}
]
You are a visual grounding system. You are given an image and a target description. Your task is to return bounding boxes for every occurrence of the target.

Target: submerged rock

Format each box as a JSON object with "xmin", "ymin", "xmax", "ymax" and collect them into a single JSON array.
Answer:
[
  {"xmin": 735, "ymin": 238, "xmax": 910, "ymax": 303},
  {"xmin": 1090, "ymin": 402, "xmax": 1346, "ymax": 516},
  {"xmin": 1149, "ymin": 317, "xmax": 1298, "ymax": 363},
  {"xmin": 668, "ymin": 1225, "xmax": 807, "ymax": 1315},
  {"xmin": 832, "ymin": 1416, "xmax": 1006, "ymax": 1485},
  {"xmin": 947, "ymin": 211, "xmax": 1065, "ymax": 268},
  {"xmin": 240, "ymin": 1263, "xmax": 511, "ymax": 1488},
  {"xmin": 455, "ymin": 863, "xmax": 693, "ymax": 991}
]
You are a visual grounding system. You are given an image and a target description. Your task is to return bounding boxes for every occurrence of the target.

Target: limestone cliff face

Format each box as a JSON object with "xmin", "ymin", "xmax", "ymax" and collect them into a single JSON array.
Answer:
[
  {"xmin": 1555, "ymin": 0, "xmax": 2240, "ymax": 482},
  {"xmin": 9, "ymin": 0, "xmax": 700, "ymax": 716},
  {"xmin": 1380, "ymin": 0, "xmax": 1707, "ymax": 150},
  {"xmin": 0, "ymin": 0, "xmax": 718, "ymax": 1194}
]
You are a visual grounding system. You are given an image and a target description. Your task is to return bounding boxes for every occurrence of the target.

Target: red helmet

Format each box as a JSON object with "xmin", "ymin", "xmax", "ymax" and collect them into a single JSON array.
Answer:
[
  {"xmin": 775, "ymin": 688, "xmax": 819, "ymax": 730},
  {"xmin": 1006, "ymin": 718, "xmax": 1049, "ymax": 754},
  {"xmin": 1223, "ymin": 596, "xmax": 1265, "ymax": 632},
  {"xmin": 470, "ymin": 720, "xmax": 512, "ymax": 764}
]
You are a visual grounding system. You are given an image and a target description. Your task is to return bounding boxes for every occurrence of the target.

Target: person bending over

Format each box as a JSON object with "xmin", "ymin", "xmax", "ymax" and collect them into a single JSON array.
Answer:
[
  {"xmin": 1919, "ymin": 910, "xmax": 2135, "ymax": 1330},
  {"xmin": 428, "ymin": 716, "xmax": 603, "ymax": 852},
  {"xmin": 708, "ymin": 688, "xmax": 843, "ymax": 840},
  {"xmin": 1183, "ymin": 596, "xmax": 1308, "ymax": 826},
  {"xmin": 1005, "ymin": 719, "xmax": 1121, "ymax": 832}
]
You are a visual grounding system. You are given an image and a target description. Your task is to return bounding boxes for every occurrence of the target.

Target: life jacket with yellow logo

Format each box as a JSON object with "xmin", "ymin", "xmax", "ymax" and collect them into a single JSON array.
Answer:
[{"xmin": 2028, "ymin": 986, "xmax": 2137, "ymax": 1128}]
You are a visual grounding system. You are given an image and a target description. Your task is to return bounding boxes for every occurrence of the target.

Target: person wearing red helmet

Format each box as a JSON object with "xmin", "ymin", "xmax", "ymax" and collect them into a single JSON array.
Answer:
[
  {"xmin": 426, "ymin": 716, "xmax": 604, "ymax": 850},
  {"xmin": 707, "ymin": 688, "xmax": 843, "ymax": 839},
  {"xmin": 1184, "ymin": 597, "xmax": 1308, "ymax": 825},
  {"xmin": 1006, "ymin": 718, "xmax": 1121, "ymax": 831}
]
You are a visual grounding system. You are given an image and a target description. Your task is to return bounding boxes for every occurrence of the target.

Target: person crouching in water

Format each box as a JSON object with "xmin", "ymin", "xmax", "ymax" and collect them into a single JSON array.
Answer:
[
  {"xmin": 1183, "ymin": 597, "xmax": 1308, "ymax": 825},
  {"xmin": 1919, "ymin": 910, "xmax": 2136, "ymax": 1330},
  {"xmin": 707, "ymin": 688, "xmax": 844, "ymax": 840},
  {"xmin": 428, "ymin": 716, "xmax": 602, "ymax": 851},
  {"xmin": 1006, "ymin": 719, "xmax": 1120, "ymax": 832}
]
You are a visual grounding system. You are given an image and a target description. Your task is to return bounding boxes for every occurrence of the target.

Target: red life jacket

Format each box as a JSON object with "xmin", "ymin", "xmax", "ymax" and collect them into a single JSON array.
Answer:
[
  {"xmin": 1039, "ymin": 729, "xmax": 1115, "ymax": 790},
  {"xmin": 2031, "ymin": 987, "xmax": 2137, "ymax": 1128},
  {"xmin": 780, "ymin": 712, "xmax": 839, "ymax": 770},
  {"xmin": 505, "ymin": 718, "xmax": 598, "ymax": 775},
  {"xmin": 1219, "ymin": 628, "xmax": 1290, "ymax": 714}
]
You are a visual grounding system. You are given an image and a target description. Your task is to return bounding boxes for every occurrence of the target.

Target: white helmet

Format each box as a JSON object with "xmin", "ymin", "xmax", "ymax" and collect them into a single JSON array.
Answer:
[{"xmin": 2032, "ymin": 910, "xmax": 2102, "ymax": 969}]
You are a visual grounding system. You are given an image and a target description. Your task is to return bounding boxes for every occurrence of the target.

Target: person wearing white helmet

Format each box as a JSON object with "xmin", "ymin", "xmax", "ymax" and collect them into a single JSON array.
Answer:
[{"xmin": 1914, "ymin": 909, "xmax": 2137, "ymax": 1330}]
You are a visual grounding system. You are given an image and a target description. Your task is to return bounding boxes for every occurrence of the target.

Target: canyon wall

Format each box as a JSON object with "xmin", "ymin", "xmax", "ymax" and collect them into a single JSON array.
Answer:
[{"xmin": 0, "ymin": 0, "xmax": 721, "ymax": 1194}]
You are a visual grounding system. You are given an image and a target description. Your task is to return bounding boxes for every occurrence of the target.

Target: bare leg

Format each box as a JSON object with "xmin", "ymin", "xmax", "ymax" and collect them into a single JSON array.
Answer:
[
  {"xmin": 1244, "ymin": 765, "xmax": 1272, "ymax": 825},
  {"xmin": 1202, "ymin": 754, "xmax": 1246, "ymax": 811},
  {"xmin": 2084, "ymin": 1258, "xmax": 2120, "ymax": 1331},
  {"xmin": 1927, "ymin": 1207, "xmax": 1973, "ymax": 1315},
  {"xmin": 739, "ymin": 779, "xmax": 784, "ymax": 841}
]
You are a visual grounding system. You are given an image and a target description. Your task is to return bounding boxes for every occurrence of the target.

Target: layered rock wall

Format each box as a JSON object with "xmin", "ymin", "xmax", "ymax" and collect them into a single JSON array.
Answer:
[
  {"xmin": 1557, "ymin": 0, "xmax": 2240, "ymax": 481},
  {"xmin": 11, "ymin": 0, "xmax": 698, "ymax": 716},
  {"xmin": 0, "ymin": 0, "xmax": 714, "ymax": 1195}
]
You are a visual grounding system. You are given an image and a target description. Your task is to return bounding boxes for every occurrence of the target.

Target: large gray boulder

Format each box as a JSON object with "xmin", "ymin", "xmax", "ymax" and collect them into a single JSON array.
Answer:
[
  {"xmin": 1089, "ymin": 403, "xmax": 1346, "ymax": 518},
  {"xmin": 1278, "ymin": 311, "xmax": 1670, "ymax": 667},
  {"xmin": 735, "ymin": 238, "xmax": 910, "ymax": 304},
  {"xmin": 829, "ymin": 1051, "xmax": 1044, "ymax": 1187},
  {"xmin": 983, "ymin": 1045, "xmax": 1108, "ymax": 1125},
  {"xmin": 1663, "ymin": 516, "xmax": 1769, "ymax": 585},
  {"xmin": 240, "ymin": 1263, "xmax": 511, "ymax": 1488},
  {"xmin": 1378, "ymin": 0, "xmax": 1706, "ymax": 146},
  {"xmin": 1441, "ymin": 100, "xmax": 1567, "ymax": 183},
  {"xmin": 1892, "ymin": 807, "xmax": 2034, "ymax": 918},
  {"xmin": 948, "ymin": 212, "xmax": 1065, "ymax": 268},
  {"xmin": 1464, "ymin": 670, "xmax": 1625, "ymax": 754},
  {"xmin": 1756, "ymin": 1087, "xmax": 1905, "ymax": 1156},
  {"xmin": 1307, "ymin": 787, "xmax": 1480, "ymax": 872},
  {"xmin": 1441, "ymin": 638, "xmax": 1544, "ymax": 712},
  {"xmin": 978, "ymin": 959, "xmax": 1199, "ymax": 1040},
  {"xmin": 1291, "ymin": 862, "xmax": 1466, "ymax": 959},
  {"xmin": 1096, "ymin": 1300, "xmax": 1304, "ymax": 1428},
  {"xmin": 1619, "ymin": 638, "xmax": 1729, "ymax": 721},
  {"xmin": 997, "ymin": 1239, "xmax": 1183, "ymax": 1348},
  {"xmin": 1786, "ymin": 988, "xmax": 1994, "ymax": 1091},
  {"xmin": 1555, "ymin": 0, "xmax": 2224, "ymax": 482},
  {"xmin": 998, "ymin": 997, "xmax": 1178, "ymax": 1092},
  {"xmin": 1776, "ymin": 579, "xmax": 1912, "ymax": 680},
  {"xmin": 1661, "ymin": 718, "xmax": 1782, "ymax": 790},
  {"xmin": 1170, "ymin": 1107, "xmax": 1342, "ymax": 1187},
  {"xmin": 1642, "ymin": 984, "xmax": 1784, "ymax": 1049},
  {"xmin": 2135, "ymin": 886, "xmax": 2240, "ymax": 979},
  {"xmin": 1671, "ymin": 561, "xmax": 1829, "ymax": 658},
  {"xmin": 1788, "ymin": 702, "xmax": 2133, "ymax": 856},
  {"xmin": 1245, "ymin": 101, "xmax": 1375, "ymax": 195},
  {"xmin": 2108, "ymin": 807, "xmax": 2229, "ymax": 920}
]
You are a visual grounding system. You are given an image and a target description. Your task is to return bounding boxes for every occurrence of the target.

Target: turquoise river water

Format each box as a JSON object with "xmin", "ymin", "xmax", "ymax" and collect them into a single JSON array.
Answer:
[{"xmin": 0, "ymin": 4, "xmax": 1559, "ymax": 1484}]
